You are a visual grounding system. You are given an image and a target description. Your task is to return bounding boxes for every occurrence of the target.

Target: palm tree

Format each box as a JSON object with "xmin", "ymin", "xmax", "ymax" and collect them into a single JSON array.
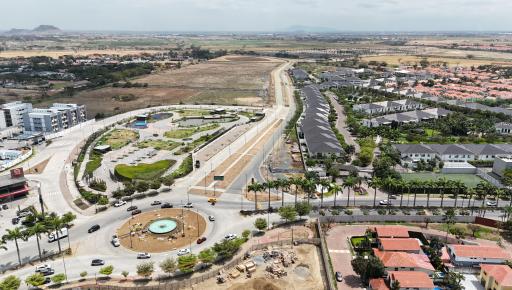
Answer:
[
  {"xmin": 45, "ymin": 214, "xmax": 64, "ymax": 254},
  {"xmin": 409, "ymin": 180, "xmax": 419, "ymax": 207},
  {"xmin": 0, "ymin": 239, "xmax": 7, "ymax": 251},
  {"xmin": 383, "ymin": 176, "xmax": 395, "ymax": 208},
  {"xmin": 454, "ymin": 182, "xmax": 466, "ymax": 209},
  {"xmin": 248, "ymin": 181, "xmax": 264, "ymax": 211},
  {"xmin": 343, "ymin": 176, "xmax": 356, "ymax": 207},
  {"xmin": 26, "ymin": 222, "xmax": 47, "ymax": 261},
  {"xmin": 397, "ymin": 180, "xmax": 407, "ymax": 208},
  {"xmin": 368, "ymin": 177, "xmax": 381, "ymax": 208},
  {"xmin": 425, "ymin": 180, "xmax": 434, "ymax": 208},
  {"xmin": 319, "ymin": 179, "xmax": 330, "ymax": 209},
  {"xmin": 330, "ymin": 183, "xmax": 342, "ymax": 208},
  {"xmin": 290, "ymin": 177, "xmax": 303, "ymax": 208},
  {"xmin": 438, "ymin": 178, "xmax": 448, "ymax": 208},
  {"xmin": 301, "ymin": 178, "xmax": 317, "ymax": 205},
  {"xmin": 263, "ymin": 180, "xmax": 277, "ymax": 213},
  {"xmin": 61, "ymin": 212, "xmax": 76, "ymax": 250},
  {"xmin": 278, "ymin": 178, "xmax": 291, "ymax": 207},
  {"xmin": 3, "ymin": 227, "xmax": 26, "ymax": 266}
]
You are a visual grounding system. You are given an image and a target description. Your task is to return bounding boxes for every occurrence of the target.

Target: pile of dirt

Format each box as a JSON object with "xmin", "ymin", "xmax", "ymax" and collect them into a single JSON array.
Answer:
[{"xmin": 227, "ymin": 278, "xmax": 281, "ymax": 290}]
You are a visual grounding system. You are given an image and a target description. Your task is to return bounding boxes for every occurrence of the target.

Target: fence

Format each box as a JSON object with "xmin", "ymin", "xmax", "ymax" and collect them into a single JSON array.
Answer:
[
  {"xmin": 64, "ymin": 239, "xmax": 320, "ymax": 290},
  {"xmin": 319, "ymin": 214, "xmax": 476, "ymax": 224},
  {"xmin": 315, "ymin": 219, "xmax": 337, "ymax": 290}
]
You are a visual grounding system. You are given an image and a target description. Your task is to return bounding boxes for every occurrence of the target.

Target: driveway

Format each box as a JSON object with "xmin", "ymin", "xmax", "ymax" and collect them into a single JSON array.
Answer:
[
  {"xmin": 462, "ymin": 274, "xmax": 484, "ymax": 290},
  {"xmin": 325, "ymin": 225, "xmax": 366, "ymax": 290}
]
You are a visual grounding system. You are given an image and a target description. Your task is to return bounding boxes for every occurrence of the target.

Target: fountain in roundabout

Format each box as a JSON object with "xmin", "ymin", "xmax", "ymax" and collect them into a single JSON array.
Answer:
[{"xmin": 147, "ymin": 218, "xmax": 178, "ymax": 234}]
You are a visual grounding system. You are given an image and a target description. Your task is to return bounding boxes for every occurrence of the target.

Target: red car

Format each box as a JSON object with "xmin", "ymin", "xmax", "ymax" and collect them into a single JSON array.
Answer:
[{"xmin": 196, "ymin": 237, "xmax": 207, "ymax": 244}]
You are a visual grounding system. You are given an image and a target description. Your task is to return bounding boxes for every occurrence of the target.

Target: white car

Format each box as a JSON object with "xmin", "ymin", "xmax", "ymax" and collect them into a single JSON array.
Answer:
[
  {"xmin": 486, "ymin": 201, "xmax": 498, "ymax": 207},
  {"xmin": 177, "ymin": 248, "xmax": 191, "ymax": 256},
  {"xmin": 111, "ymin": 235, "xmax": 120, "ymax": 247},
  {"xmin": 184, "ymin": 203, "xmax": 193, "ymax": 208},
  {"xmin": 224, "ymin": 234, "xmax": 237, "ymax": 241},
  {"xmin": 379, "ymin": 200, "xmax": 391, "ymax": 206},
  {"xmin": 114, "ymin": 200, "xmax": 126, "ymax": 207},
  {"xmin": 137, "ymin": 252, "xmax": 151, "ymax": 259},
  {"xmin": 35, "ymin": 264, "xmax": 51, "ymax": 273}
]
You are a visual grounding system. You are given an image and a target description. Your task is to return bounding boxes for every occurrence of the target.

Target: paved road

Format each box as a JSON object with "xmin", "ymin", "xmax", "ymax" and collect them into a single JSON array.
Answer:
[{"xmin": 325, "ymin": 91, "xmax": 360, "ymax": 154}]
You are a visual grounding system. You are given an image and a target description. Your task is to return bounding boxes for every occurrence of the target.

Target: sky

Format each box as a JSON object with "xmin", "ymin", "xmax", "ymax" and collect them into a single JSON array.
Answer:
[{"xmin": 1, "ymin": 0, "xmax": 512, "ymax": 32}]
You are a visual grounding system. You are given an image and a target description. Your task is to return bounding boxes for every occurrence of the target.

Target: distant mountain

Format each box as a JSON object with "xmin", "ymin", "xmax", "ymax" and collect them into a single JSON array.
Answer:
[
  {"xmin": 4, "ymin": 25, "xmax": 62, "ymax": 35},
  {"xmin": 285, "ymin": 25, "xmax": 339, "ymax": 33}
]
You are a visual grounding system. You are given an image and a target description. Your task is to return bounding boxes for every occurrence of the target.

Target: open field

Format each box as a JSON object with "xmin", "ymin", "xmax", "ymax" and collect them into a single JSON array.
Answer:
[
  {"xmin": 136, "ymin": 139, "xmax": 180, "ymax": 151},
  {"xmin": 38, "ymin": 56, "xmax": 281, "ymax": 117},
  {"xmin": 0, "ymin": 49, "xmax": 162, "ymax": 59},
  {"xmin": 114, "ymin": 159, "xmax": 174, "ymax": 180},
  {"xmin": 164, "ymin": 123, "xmax": 219, "ymax": 139},
  {"xmin": 400, "ymin": 173, "xmax": 483, "ymax": 188},
  {"xmin": 97, "ymin": 129, "xmax": 139, "ymax": 150},
  {"xmin": 362, "ymin": 54, "xmax": 512, "ymax": 67}
]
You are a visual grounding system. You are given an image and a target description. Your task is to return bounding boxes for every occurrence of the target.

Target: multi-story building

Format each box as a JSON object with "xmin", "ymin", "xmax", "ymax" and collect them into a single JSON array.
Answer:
[
  {"xmin": 49, "ymin": 103, "xmax": 87, "ymax": 127},
  {"xmin": 22, "ymin": 103, "xmax": 87, "ymax": 134},
  {"xmin": 1, "ymin": 101, "xmax": 33, "ymax": 129},
  {"xmin": 480, "ymin": 264, "xmax": 512, "ymax": 290}
]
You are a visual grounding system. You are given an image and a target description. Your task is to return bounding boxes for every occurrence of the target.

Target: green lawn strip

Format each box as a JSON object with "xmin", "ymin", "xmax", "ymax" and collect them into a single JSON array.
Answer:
[
  {"xmin": 164, "ymin": 123, "xmax": 220, "ymax": 139},
  {"xmin": 400, "ymin": 173, "xmax": 483, "ymax": 188},
  {"xmin": 431, "ymin": 223, "xmax": 499, "ymax": 241},
  {"xmin": 137, "ymin": 139, "xmax": 180, "ymax": 151},
  {"xmin": 85, "ymin": 151, "xmax": 103, "ymax": 176},
  {"xmin": 115, "ymin": 160, "xmax": 175, "ymax": 181},
  {"xmin": 171, "ymin": 155, "xmax": 193, "ymax": 179},
  {"xmin": 97, "ymin": 129, "xmax": 139, "ymax": 150},
  {"xmin": 176, "ymin": 109, "xmax": 211, "ymax": 117}
]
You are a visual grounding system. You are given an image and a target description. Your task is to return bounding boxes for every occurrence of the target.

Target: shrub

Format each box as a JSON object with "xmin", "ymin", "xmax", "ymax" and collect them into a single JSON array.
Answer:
[
  {"xmin": 330, "ymin": 209, "xmax": 340, "ymax": 216},
  {"xmin": 417, "ymin": 209, "xmax": 426, "ymax": 216},
  {"xmin": 432, "ymin": 208, "xmax": 441, "ymax": 216},
  {"xmin": 344, "ymin": 209, "xmax": 353, "ymax": 215},
  {"xmin": 377, "ymin": 209, "xmax": 386, "ymax": 215},
  {"xmin": 362, "ymin": 209, "xmax": 370, "ymax": 215}
]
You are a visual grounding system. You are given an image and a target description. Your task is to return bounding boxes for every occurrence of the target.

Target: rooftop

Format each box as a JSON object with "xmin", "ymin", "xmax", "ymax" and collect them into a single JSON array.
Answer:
[
  {"xmin": 389, "ymin": 271, "xmax": 435, "ymax": 289},
  {"xmin": 374, "ymin": 226, "xmax": 410, "ymax": 238},
  {"xmin": 374, "ymin": 250, "xmax": 434, "ymax": 271},
  {"xmin": 481, "ymin": 264, "xmax": 512, "ymax": 287},
  {"xmin": 0, "ymin": 174, "xmax": 27, "ymax": 188},
  {"xmin": 449, "ymin": 245, "xmax": 511, "ymax": 260},
  {"xmin": 369, "ymin": 278, "xmax": 390, "ymax": 290},
  {"xmin": 379, "ymin": 238, "xmax": 421, "ymax": 252}
]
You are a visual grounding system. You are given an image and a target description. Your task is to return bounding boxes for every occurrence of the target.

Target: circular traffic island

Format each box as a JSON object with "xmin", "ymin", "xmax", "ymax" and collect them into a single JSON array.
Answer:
[{"xmin": 116, "ymin": 208, "xmax": 206, "ymax": 253}]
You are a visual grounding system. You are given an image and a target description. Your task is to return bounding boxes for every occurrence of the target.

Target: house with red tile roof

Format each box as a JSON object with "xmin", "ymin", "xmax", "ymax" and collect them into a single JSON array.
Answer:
[
  {"xmin": 446, "ymin": 244, "xmax": 511, "ymax": 267},
  {"xmin": 369, "ymin": 278, "xmax": 390, "ymax": 290},
  {"xmin": 373, "ymin": 249, "xmax": 435, "ymax": 276},
  {"xmin": 480, "ymin": 264, "xmax": 512, "ymax": 290},
  {"xmin": 374, "ymin": 226, "xmax": 410, "ymax": 238},
  {"xmin": 389, "ymin": 271, "xmax": 435, "ymax": 290},
  {"xmin": 378, "ymin": 238, "xmax": 422, "ymax": 253}
]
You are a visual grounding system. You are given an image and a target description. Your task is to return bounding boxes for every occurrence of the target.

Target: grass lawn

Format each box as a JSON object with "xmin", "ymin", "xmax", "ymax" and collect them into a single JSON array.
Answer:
[
  {"xmin": 164, "ymin": 123, "xmax": 219, "ymax": 139},
  {"xmin": 115, "ymin": 160, "xmax": 175, "ymax": 180},
  {"xmin": 401, "ymin": 173, "xmax": 483, "ymax": 188},
  {"xmin": 98, "ymin": 129, "xmax": 139, "ymax": 150},
  {"xmin": 431, "ymin": 223, "xmax": 500, "ymax": 241},
  {"xmin": 176, "ymin": 109, "xmax": 211, "ymax": 117},
  {"xmin": 85, "ymin": 152, "xmax": 103, "ymax": 176},
  {"xmin": 350, "ymin": 236, "xmax": 367, "ymax": 248},
  {"xmin": 137, "ymin": 139, "xmax": 180, "ymax": 151}
]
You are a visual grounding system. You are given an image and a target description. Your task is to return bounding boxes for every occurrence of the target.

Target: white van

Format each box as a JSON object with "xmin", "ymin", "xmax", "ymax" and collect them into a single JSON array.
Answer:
[{"xmin": 48, "ymin": 227, "xmax": 68, "ymax": 243}]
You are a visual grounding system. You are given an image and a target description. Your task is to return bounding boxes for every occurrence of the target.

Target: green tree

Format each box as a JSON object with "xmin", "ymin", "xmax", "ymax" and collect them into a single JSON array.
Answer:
[
  {"xmin": 136, "ymin": 262, "xmax": 154, "ymax": 278},
  {"xmin": 263, "ymin": 180, "xmax": 278, "ymax": 214},
  {"xmin": 295, "ymin": 202, "xmax": 312, "ymax": 218},
  {"xmin": 248, "ymin": 181, "xmax": 264, "ymax": 211},
  {"xmin": 343, "ymin": 176, "xmax": 356, "ymax": 207},
  {"xmin": 150, "ymin": 180, "xmax": 161, "ymax": 190},
  {"xmin": 367, "ymin": 177, "xmax": 381, "ymax": 208},
  {"xmin": 159, "ymin": 257, "xmax": 177, "ymax": 276},
  {"xmin": 178, "ymin": 254, "xmax": 197, "ymax": 274},
  {"xmin": 25, "ymin": 273, "xmax": 45, "ymax": 287},
  {"xmin": 136, "ymin": 181, "xmax": 150, "ymax": 193},
  {"xmin": 161, "ymin": 175, "xmax": 174, "ymax": 189},
  {"xmin": 198, "ymin": 248, "xmax": 216, "ymax": 265},
  {"xmin": 350, "ymin": 256, "xmax": 385, "ymax": 283},
  {"xmin": 391, "ymin": 281, "xmax": 400, "ymax": 290},
  {"xmin": 330, "ymin": 183, "xmax": 342, "ymax": 208},
  {"xmin": 80, "ymin": 271, "xmax": 87, "ymax": 280},
  {"xmin": 443, "ymin": 270, "xmax": 465, "ymax": 290},
  {"xmin": 51, "ymin": 273, "xmax": 66, "ymax": 284},
  {"xmin": 213, "ymin": 239, "xmax": 242, "ymax": 259},
  {"xmin": 1, "ymin": 275, "xmax": 21, "ymax": 290},
  {"xmin": 99, "ymin": 265, "xmax": 114, "ymax": 276},
  {"xmin": 25, "ymin": 222, "xmax": 47, "ymax": 261},
  {"xmin": 254, "ymin": 218, "xmax": 267, "ymax": 231},
  {"xmin": 2, "ymin": 227, "xmax": 26, "ymax": 266},
  {"xmin": 45, "ymin": 214, "xmax": 65, "ymax": 254},
  {"xmin": 278, "ymin": 206, "xmax": 297, "ymax": 223},
  {"xmin": 443, "ymin": 208, "xmax": 456, "ymax": 242},
  {"xmin": 121, "ymin": 271, "xmax": 129, "ymax": 279}
]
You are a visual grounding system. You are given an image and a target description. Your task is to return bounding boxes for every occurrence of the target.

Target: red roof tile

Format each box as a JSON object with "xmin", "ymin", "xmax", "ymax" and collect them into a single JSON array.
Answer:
[
  {"xmin": 374, "ymin": 226, "xmax": 409, "ymax": 238},
  {"xmin": 369, "ymin": 278, "xmax": 390, "ymax": 290},
  {"xmin": 390, "ymin": 271, "xmax": 435, "ymax": 289},
  {"xmin": 374, "ymin": 250, "xmax": 435, "ymax": 271},
  {"xmin": 481, "ymin": 264, "xmax": 512, "ymax": 287},
  {"xmin": 380, "ymin": 238, "xmax": 421, "ymax": 251},
  {"xmin": 449, "ymin": 245, "xmax": 511, "ymax": 260}
]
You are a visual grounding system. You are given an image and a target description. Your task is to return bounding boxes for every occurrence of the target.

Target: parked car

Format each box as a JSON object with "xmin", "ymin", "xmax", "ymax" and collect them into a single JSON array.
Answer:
[
  {"xmin": 114, "ymin": 200, "xmax": 126, "ymax": 207},
  {"xmin": 208, "ymin": 215, "xmax": 215, "ymax": 222},
  {"xmin": 111, "ymin": 235, "xmax": 120, "ymax": 247},
  {"xmin": 137, "ymin": 252, "xmax": 151, "ymax": 259},
  {"xmin": 40, "ymin": 268, "xmax": 55, "ymax": 276},
  {"xmin": 127, "ymin": 205, "xmax": 138, "ymax": 211},
  {"xmin": 335, "ymin": 271, "xmax": 343, "ymax": 282},
  {"xmin": 35, "ymin": 264, "xmax": 52, "ymax": 273},
  {"xmin": 184, "ymin": 202, "xmax": 193, "ymax": 208},
  {"xmin": 161, "ymin": 203, "xmax": 173, "ymax": 209},
  {"xmin": 17, "ymin": 210, "xmax": 31, "ymax": 218},
  {"xmin": 224, "ymin": 234, "xmax": 237, "ymax": 241},
  {"xmin": 151, "ymin": 200, "xmax": 162, "ymax": 206},
  {"xmin": 177, "ymin": 248, "xmax": 191, "ymax": 256},
  {"xmin": 91, "ymin": 259, "xmax": 105, "ymax": 266},
  {"xmin": 486, "ymin": 201, "xmax": 498, "ymax": 207},
  {"xmin": 389, "ymin": 195, "xmax": 398, "ymax": 200},
  {"xmin": 2, "ymin": 204, "xmax": 8, "ymax": 210},
  {"xmin": 197, "ymin": 237, "xmax": 207, "ymax": 244},
  {"xmin": 88, "ymin": 224, "xmax": 100, "ymax": 233},
  {"xmin": 132, "ymin": 209, "xmax": 142, "ymax": 215},
  {"xmin": 379, "ymin": 200, "xmax": 392, "ymax": 206}
]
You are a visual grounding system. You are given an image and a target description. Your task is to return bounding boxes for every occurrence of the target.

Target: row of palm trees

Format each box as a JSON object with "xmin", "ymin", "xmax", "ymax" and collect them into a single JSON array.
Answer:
[
  {"xmin": 1, "ymin": 210, "xmax": 76, "ymax": 267},
  {"xmin": 247, "ymin": 174, "xmax": 512, "ymax": 212}
]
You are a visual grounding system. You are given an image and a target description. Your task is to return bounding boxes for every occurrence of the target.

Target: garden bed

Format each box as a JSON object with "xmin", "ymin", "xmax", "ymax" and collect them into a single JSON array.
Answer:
[{"xmin": 115, "ymin": 159, "xmax": 175, "ymax": 181}]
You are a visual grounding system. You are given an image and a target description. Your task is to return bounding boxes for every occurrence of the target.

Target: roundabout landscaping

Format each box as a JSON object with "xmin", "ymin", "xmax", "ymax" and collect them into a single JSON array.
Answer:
[{"xmin": 116, "ymin": 208, "xmax": 207, "ymax": 253}]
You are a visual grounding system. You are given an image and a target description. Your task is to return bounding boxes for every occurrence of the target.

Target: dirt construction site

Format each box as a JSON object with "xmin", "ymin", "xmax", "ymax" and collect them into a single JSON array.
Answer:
[
  {"xmin": 39, "ymin": 56, "xmax": 283, "ymax": 117},
  {"xmin": 193, "ymin": 244, "xmax": 325, "ymax": 290}
]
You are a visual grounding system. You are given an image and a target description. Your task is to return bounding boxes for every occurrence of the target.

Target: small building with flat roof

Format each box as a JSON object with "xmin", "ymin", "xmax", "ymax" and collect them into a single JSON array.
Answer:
[{"xmin": 0, "ymin": 174, "xmax": 29, "ymax": 201}]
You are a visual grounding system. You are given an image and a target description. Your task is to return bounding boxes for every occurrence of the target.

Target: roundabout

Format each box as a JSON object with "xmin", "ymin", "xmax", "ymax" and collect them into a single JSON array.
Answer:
[{"xmin": 116, "ymin": 208, "xmax": 207, "ymax": 253}]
